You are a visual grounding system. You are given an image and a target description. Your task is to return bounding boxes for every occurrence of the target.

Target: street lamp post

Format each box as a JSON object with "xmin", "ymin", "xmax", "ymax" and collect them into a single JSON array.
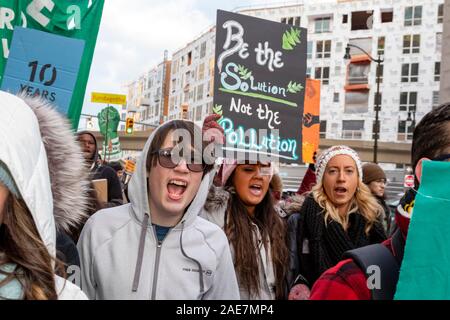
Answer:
[{"xmin": 344, "ymin": 44, "xmax": 384, "ymax": 163}]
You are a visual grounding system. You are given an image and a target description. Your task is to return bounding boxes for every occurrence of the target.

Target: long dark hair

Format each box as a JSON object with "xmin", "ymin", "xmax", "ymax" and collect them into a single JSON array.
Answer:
[
  {"xmin": 0, "ymin": 195, "xmax": 64, "ymax": 299},
  {"xmin": 224, "ymin": 178, "xmax": 288, "ymax": 299}
]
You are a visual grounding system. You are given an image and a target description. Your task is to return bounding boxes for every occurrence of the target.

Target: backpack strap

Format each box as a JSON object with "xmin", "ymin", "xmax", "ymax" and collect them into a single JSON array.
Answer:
[{"xmin": 343, "ymin": 234, "xmax": 401, "ymax": 300}]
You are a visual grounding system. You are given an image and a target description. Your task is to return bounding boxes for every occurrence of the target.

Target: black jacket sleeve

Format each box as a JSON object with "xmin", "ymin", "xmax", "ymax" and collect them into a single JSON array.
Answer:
[{"xmin": 56, "ymin": 230, "xmax": 80, "ymax": 272}]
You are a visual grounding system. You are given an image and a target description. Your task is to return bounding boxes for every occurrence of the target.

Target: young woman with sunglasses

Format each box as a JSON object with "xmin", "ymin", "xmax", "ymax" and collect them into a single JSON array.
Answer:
[
  {"xmin": 202, "ymin": 160, "xmax": 289, "ymax": 300},
  {"xmin": 77, "ymin": 119, "xmax": 239, "ymax": 299}
]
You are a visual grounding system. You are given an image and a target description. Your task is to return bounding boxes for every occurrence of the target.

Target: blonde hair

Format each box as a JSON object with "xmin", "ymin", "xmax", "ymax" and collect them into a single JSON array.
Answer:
[{"xmin": 311, "ymin": 180, "xmax": 383, "ymax": 235}]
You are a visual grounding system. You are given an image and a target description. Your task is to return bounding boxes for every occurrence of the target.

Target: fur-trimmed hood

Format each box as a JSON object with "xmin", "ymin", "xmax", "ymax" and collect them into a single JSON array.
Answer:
[
  {"xmin": 203, "ymin": 185, "xmax": 230, "ymax": 215},
  {"xmin": 282, "ymin": 194, "xmax": 307, "ymax": 216},
  {"xmin": 0, "ymin": 92, "xmax": 89, "ymax": 256}
]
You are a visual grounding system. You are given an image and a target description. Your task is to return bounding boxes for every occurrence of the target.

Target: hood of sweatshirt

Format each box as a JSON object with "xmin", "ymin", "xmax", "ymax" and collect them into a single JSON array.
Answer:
[{"xmin": 127, "ymin": 120, "xmax": 214, "ymax": 229}]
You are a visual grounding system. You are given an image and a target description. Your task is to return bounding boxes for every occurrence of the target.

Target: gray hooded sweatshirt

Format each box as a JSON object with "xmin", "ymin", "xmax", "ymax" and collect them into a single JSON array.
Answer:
[{"xmin": 77, "ymin": 120, "xmax": 240, "ymax": 300}]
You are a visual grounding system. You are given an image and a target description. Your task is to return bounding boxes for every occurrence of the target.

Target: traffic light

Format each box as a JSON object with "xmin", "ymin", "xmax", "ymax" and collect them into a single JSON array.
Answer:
[{"xmin": 125, "ymin": 117, "xmax": 134, "ymax": 134}]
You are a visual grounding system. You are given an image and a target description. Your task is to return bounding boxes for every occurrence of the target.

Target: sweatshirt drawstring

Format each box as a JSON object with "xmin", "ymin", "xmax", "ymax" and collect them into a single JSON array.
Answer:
[
  {"xmin": 132, "ymin": 213, "xmax": 149, "ymax": 292},
  {"xmin": 179, "ymin": 221, "xmax": 205, "ymax": 295}
]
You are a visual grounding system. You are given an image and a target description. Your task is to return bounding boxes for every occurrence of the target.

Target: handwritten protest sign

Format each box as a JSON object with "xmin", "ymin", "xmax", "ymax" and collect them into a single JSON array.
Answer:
[
  {"xmin": 1, "ymin": 27, "xmax": 84, "ymax": 115},
  {"xmin": 213, "ymin": 10, "xmax": 307, "ymax": 164}
]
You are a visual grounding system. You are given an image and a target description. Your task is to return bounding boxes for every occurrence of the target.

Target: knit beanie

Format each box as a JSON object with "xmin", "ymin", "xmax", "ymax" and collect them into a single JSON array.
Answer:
[
  {"xmin": 0, "ymin": 162, "xmax": 20, "ymax": 198},
  {"xmin": 362, "ymin": 163, "xmax": 386, "ymax": 185},
  {"xmin": 315, "ymin": 145, "xmax": 363, "ymax": 183}
]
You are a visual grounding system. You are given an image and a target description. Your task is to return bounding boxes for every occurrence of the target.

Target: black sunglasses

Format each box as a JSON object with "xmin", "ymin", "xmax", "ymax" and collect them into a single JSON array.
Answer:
[
  {"xmin": 432, "ymin": 154, "xmax": 450, "ymax": 162},
  {"xmin": 152, "ymin": 148, "xmax": 205, "ymax": 172}
]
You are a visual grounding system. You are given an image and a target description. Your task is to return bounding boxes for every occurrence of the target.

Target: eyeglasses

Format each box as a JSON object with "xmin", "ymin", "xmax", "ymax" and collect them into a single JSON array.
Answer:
[
  {"xmin": 152, "ymin": 148, "xmax": 205, "ymax": 172},
  {"xmin": 433, "ymin": 154, "xmax": 450, "ymax": 162}
]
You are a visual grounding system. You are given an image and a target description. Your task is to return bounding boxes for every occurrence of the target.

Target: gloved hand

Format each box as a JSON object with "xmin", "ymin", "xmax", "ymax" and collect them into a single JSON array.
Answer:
[
  {"xmin": 288, "ymin": 283, "xmax": 311, "ymax": 300},
  {"xmin": 202, "ymin": 114, "xmax": 225, "ymax": 144}
]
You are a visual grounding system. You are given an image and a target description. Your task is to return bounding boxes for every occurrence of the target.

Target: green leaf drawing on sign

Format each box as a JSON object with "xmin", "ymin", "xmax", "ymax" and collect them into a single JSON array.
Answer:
[
  {"xmin": 282, "ymin": 28, "xmax": 301, "ymax": 51},
  {"xmin": 287, "ymin": 81, "xmax": 304, "ymax": 94},
  {"xmin": 237, "ymin": 64, "xmax": 252, "ymax": 80},
  {"xmin": 213, "ymin": 104, "xmax": 223, "ymax": 117}
]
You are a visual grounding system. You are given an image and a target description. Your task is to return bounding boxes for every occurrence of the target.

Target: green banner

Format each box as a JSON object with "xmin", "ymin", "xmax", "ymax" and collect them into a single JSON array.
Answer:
[
  {"xmin": 0, "ymin": 0, "xmax": 104, "ymax": 129},
  {"xmin": 395, "ymin": 161, "xmax": 450, "ymax": 299}
]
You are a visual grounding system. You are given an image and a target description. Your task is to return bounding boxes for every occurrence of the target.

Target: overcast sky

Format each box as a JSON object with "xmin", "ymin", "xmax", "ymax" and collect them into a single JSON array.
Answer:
[{"xmin": 81, "ymin": 0, "xmax": 289, "ymax": 118}]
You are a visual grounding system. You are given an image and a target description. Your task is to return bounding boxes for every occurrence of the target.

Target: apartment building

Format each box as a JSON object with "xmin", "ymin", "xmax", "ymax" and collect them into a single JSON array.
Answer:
[
  {"xmin": 168, "ymin": 26, "xmax": 215, "ymax": 122},
  {"xmin": 237, "ymin": 0, "xmax": 444, "ymax": 143},
  {"xmin": 126, "ymin": 54, "xmax": 171, "ymax": 129},
  {"xmin": 127, "ymin": 0, "xmax": 445, "ymax": 144}
]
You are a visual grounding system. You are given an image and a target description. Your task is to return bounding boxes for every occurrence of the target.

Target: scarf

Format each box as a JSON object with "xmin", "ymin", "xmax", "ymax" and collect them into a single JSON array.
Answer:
[{"xmin": 301, "ymin": 196, "xmax": 387, "ymax": 283}]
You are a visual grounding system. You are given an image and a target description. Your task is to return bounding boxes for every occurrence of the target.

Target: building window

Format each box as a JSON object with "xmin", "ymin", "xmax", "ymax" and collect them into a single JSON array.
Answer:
[
  {"xmin": 403, "ymin": 34, "xmax": 420, "ymax": 54},
  {"xmin": 348, "ymin": 63, "xmax": 370, "ymax": 85},
  {"xmin": 342, "ymin": 120, "xmax": 364, "ymax": 139},
  {"xmin": 342, "ymin": 14, "xmax": 348, "ymax": 24},
  {"xmin": 316, "ymin": 40, "xmax": 331, "ymax": 58},
  {"xmin": 398, "ymin": 120, "xmax": 414, "ymax": 141},
  {"xmin": 404, "ymin": 6, "xmax": 422, "ymax": 26},
  {"xmin": 433, "ymin": 91, "xmax": 440, "ymax": 108},
  {"xmin": 306, "ymin": 67, "xmax": 311, "ymax": 78},
  {"xmin": 200, "ymin": 41, "xmax": 207, "ymax": 59},
  {"xmin": 435, "ymin": 62, "xmax": 441, "ymax": 82},
  {"xmin": 282, "ymin": 16, "xmax": 301, "ymax": 26},
  {"xmin": 399, "ymin": 92, "xmax": 417, "ymax": 112},
  {"xmin": 187, "ymin": 51, "xmax": 192, "ymax": 66},
  {"xmin": 401, "ymin": 63, "xmax": 419, "ymax": 82},
  {"xmin": 381, "ymin": 9, "xmax": 393, "ymax": 23},
  {"xmin": 315, "ymin": 17, "xmax": 331, "ymax": 33},
  {"xmin": 351, "ymin": 11, "xmax": 373, "ymax": 30},
  {"xmin": 377, "ymin": 37, "xmax": 385, "ymax": 56},
  {"xmin": 320, "ymin": 120, "xmax": 327, "ymax": 138},
  {"xmin": 335, "ymin": 66, "xmax": 341, "ymax": 76},
  {"xmin": 436, "ymin": 33, "xmax": 442, "ymax": 53},
  {"xmin": 314, "ymin": 67, "xmax": 330, "ymax": 84},
  {"xmin": 196, "ymin": 84, "xmax": 204, "ymax": 101},
  {"xmin": 307, "ymin": 41, "xmax": 313, "ymax": 59},
  {"xmin": 345, "ymin": 91, "xmax": 369, "ymax": 113},
  {"xmin": 197, "ymin": 63, "xmax": 205, "ymax": 81},
  {"xmin": 333, "ymin": 92, "xmax": 339, "ymax": 103},
  {"xmin": 438, "ymin": 4, "xmax": 444, "ymax": 23}
]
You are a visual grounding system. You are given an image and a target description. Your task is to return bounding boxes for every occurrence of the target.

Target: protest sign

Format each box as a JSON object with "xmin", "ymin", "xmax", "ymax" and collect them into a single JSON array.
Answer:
[
  {"xmin": 213, "ymin": 10, "xmax": 307, "ymax": 164},
  {"xmin": 0, "ymin": 0, "xmax": 104, "ymax": 128},
  {"xmin": 302, "ymin": 79, "xmax": 321, "ymax": 164},
  {"xmin": 1, "ymin": 27, "xmax": 84, "ymax": 115},
  {"xmin": 98, "ymin": 106, "xmax": 122, "ymax": 161}
]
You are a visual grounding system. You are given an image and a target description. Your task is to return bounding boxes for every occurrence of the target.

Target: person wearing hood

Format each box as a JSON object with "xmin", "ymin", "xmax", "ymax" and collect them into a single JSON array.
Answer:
[
  {"xmin": 0, "ymin": 91, "xmax": 89, "ymax": 299},
  {"xmin": 202, "ymin": 160, "xmax": 289, "ymax": 300},
  {"xmin": 288, "ymin": 146, "xmax": 386, "ymax": 297},
  {"xmin": 362, "ymin": 163, "xmax": 390, "ymax": 231},
  {"xmin": 310, "ymin": 103, "xmax": 450, "ymax": 300},
  {"xmin": 76, "ymin": 131, "xmax": 123, "ymax": 207},
  {"xmin": 77, "ymin": 117, "xmax": 240, "ymax": 299}
]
